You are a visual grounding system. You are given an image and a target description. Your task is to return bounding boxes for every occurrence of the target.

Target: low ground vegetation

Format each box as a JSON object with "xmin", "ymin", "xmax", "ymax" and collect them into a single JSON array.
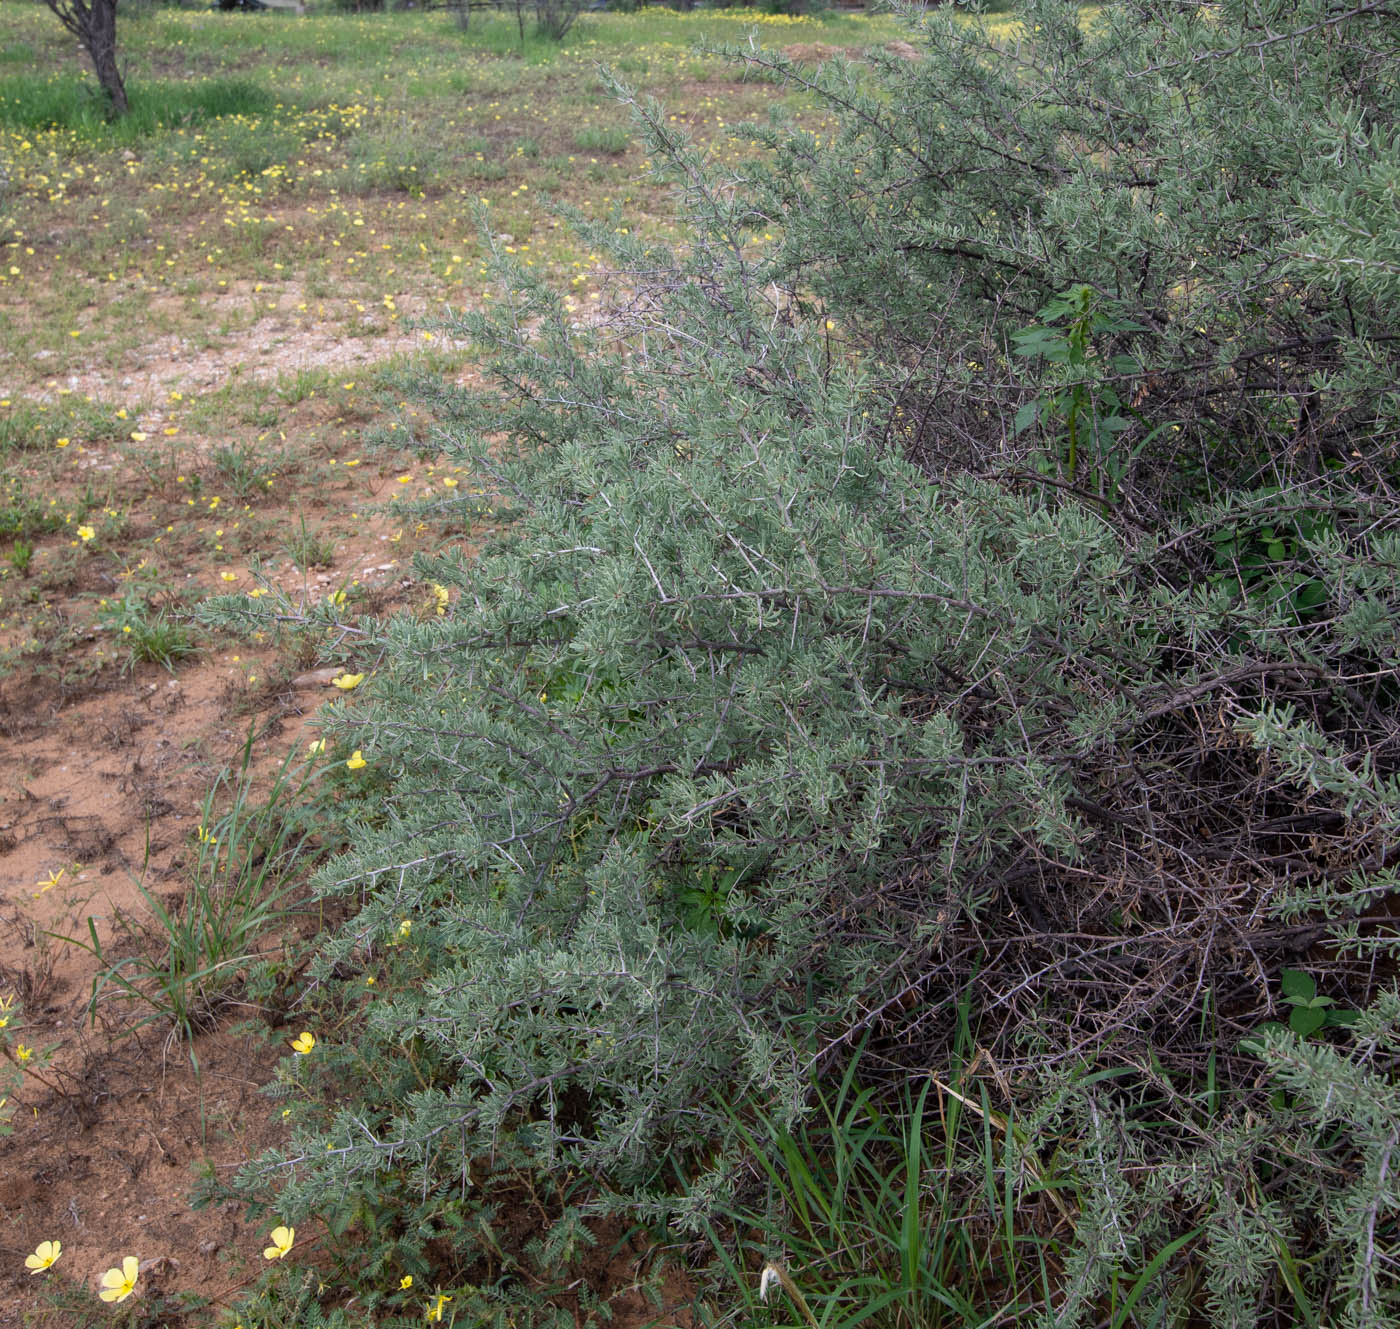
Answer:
[{"xmin": 5, "ymin": 0, "xmax": 1400, "ymax": 1326}]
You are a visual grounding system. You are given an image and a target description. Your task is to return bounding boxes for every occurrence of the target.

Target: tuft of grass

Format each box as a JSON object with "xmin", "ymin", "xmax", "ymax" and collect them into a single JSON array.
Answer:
[
  {"xmin": 98, "ymin": 593, "xmax": 199, "ymax": 672},
  {"xmin": 340, "ymin": 128, "xmax": 444, "ymax": 195},
  {"xmin": 0, "ymin": 478, "xmax": 66, "ymax": 541},
  {"xmin": 0, "ymin": 396, "xmax": 131, "ymax": 455},
  {"xmin": 213, "ymin": 441, "xmax": 285, "ymax": 499},
  {"xmin": 574, "ymin": 124, "xmax": 629, "ymax": 154},
  {"xmin": 464, "ymin": 158, "xmax": 507, "ymax": 181},
  {"xmin": 275, "ymin": 366, "xmax": 334, "ymax": 406},
  {"xmin": 57, "ymin": 729, "xmax": 316, "ymax": 1069},
  {"xmin": 283, "ymin": 511, "xmax": 335, "ymax": 570},
  {"xmin": 5, "ymin": 538, "xmax": 35, "ymax": 576},
  {"xmin": 707, "ymin": 1045, "xmax": 1057, "ymax": 1329},
  {"xmin": 196, "ymin": 117, "xmax": 307, "ymax": 184}
]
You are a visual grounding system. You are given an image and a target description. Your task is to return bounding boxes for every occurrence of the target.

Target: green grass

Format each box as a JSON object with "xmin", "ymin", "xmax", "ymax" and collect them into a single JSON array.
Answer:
[
  {"xmin": 0, "ymin": 396, "xmax": 132, "ymax": 455},
  {"xmin": 574, "ymin": 124, "xmax": 629, "ymax": 153},
  {"xmin": 283, "ymin": 510, "xmax": 336, "ymax": 570},
  {"xmin": 275, "ymin": 367, "xmax": 336, "ymax": 406},
  {"xmin": 98, "ymin": 593, "xmax": 201, "ymax": 672},
  {"xmin": 708, "ymin": 1042, "xmax": 1057, "ymax": 1329},
  {"xmin": 212, "ymin": 440, "xmax": 287, "ymax": 497},
  {"xmin": 3, "ymin": 5, "xmax": 900, "ymax": 133},
  {"xmin": 0, "ymin": 1, "xmax": 897, "ymax": 312},
  {"xmin": 0, "ymin": 477, "xmax": 66, "ymax": 541},
  {"xmin": 57, "ymin": 728, "xmax": 315, "ymax": 1067},
  {"xmin": 340, "ymin": 126, "xmax": 446, "ymax": 193},
  {"xmin": 0, "ymin": 73, "xmax": 276, "ymax": 140},
  {"xmin": 4, "ymin": 537, "xmax": 35, "ymax": 575}
]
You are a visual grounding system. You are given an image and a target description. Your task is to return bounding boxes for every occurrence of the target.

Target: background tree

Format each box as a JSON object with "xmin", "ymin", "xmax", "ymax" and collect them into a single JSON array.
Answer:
[
  {"xmin": 533, "ymin": 0, "xmax": 582, "ymax": 41},
  {"xmin": 46, "ymin": 0, "xmax": 127, "ymax": 117}
]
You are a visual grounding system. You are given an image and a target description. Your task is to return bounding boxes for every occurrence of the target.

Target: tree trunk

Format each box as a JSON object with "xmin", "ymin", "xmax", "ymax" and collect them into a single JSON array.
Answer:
[{"xmin": 87, "ymin": 0, "xmax": 128, "ymax": 117}]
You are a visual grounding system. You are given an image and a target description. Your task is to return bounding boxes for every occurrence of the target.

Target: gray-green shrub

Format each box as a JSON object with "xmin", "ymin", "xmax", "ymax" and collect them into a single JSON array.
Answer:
[{"xmin": 200, "ymin": 1, "xmax": 1400, "ymax": 1322}]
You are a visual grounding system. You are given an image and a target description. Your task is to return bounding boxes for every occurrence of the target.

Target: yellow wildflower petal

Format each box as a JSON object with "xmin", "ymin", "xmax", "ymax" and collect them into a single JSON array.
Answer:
[
  {"xmin": 263, "ymin": 1225, "xmax": 295, "ymax": 1260},
  {"xmin": 98, "ymin": 1256, "xmax": 139, "ymax": 1303},
  {"xmin": 25, "ymin": 1240, "xmax": 61, "ymax": 1274}
]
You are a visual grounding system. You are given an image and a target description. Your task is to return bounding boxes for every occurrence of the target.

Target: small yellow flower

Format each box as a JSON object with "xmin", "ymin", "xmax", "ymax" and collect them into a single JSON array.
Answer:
[
  {"xmin": 263, "ymin": 1225, "xmax": 295, "ymax": 1260},
  {"xmin": 400, "ymin": 1274, "xmax": 414, "ymax": 1290},
  {"xmin": 15, "ymin": 1044, "xmax": 32, "ymax": 1063},
  {"xmin": 426, "ymin": 1294, "xmax": 453, "ymax": 1322},
  {"xmin": 220, "ymin": 571, "xmax": 237, "ymax": 582},
  {"xmin": 290, "ymin": 1031, "xmax": 316, "ymax": 1055},
  {"xmin": 35, "ymin": 867, "xmax": 64, "ymax": 894},
  {"xmin": 332, "ymin": 672, "xmax": 364, "ymax": 691},
  {"xmin": 98, "ymin": 1256, "xmax": 139, "ymax": 1303},
  {"xmin": 196, "ymin": 825, "xmax": 217, "ymax": 845},
  {"xmin": 25, "ymin": 1240, "xmax": 61, "ymax": 1274},
  {"xmin": 76, "ymin": 525, "xmax": 95, "ymax": 542},
  {"xmin": 55, "ymin": 437, "xmax": 70, "ymax": 448},
  {"xmin": 397, "ymin": 918, "xmax": 412, "ymax": 939},
  {"xmin": 346, "ymin": 750, "xmax": 368, "ymax": 771},
  {"xmin": 130, "ymin": 431, "xmax": 147, "ymax": 442},
  {"xmin": 307, "ymin": 738, "xmax": 327, "ymax": 755}
]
